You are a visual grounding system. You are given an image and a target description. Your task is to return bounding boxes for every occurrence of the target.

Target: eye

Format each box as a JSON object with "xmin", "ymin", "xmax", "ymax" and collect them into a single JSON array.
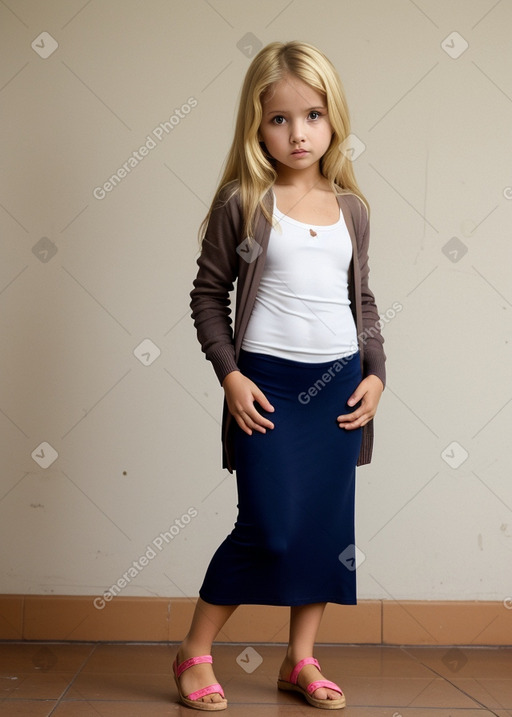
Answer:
[
  {"xmin": 271, "ymin": 115, "xmax": 286, "ymax": 125},
  {"xmin": 308, "ymin": 110, "xmax": 322, "ymax": 120}
]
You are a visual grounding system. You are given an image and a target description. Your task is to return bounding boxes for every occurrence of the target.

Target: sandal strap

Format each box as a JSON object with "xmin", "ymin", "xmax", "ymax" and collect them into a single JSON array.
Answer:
[
  {"xmin": 187, "ymin": 683, "xmax": 225, "ymax": 701},
  {"xmin": 175, "ymin": 654, "xmax": 213, "ymax": 678},
  {"xmin": 307, "ymin": 679, "xmax": 343, "ymax": 697},
  {"xmin": 289, "ymin": 657, "xmax": 320, "ymax": 685}
]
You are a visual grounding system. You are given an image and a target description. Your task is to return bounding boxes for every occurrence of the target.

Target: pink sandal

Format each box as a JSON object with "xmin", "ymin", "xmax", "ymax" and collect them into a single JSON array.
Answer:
[
  {"xmin": 172, "ymin": 654, "xmax": 227, "ymax": 711},
  {"xmin": 277, "ymin": 657, "xmax": 346, "ymax": 710}
]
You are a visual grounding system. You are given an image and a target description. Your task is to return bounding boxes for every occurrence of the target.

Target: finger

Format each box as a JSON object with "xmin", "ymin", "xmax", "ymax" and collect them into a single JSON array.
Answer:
[
  {"xmin": 338, "ymin": 405, "xmax": 376, "ymax": 429},
  {"xmin": 337, "ymin": 410, "xmax": 363, "ymax": 426},
  {"xmin": 233, "ymin": 413, "xmax": 253, "ymax": 435},
  {"xmin": 245, "ymin": 406, "xmax": 274, "ymax": 432},
  {"xmin": 338, "ymin": 414, "xmax": 366, "ymax": 429},
  {"xmin": 236, "ymin": 404, "xmax": 273, "ymax": 433},
  {"xmin": 337, "ymin": 405, "xmax": 364, "ymax": 422},
  {"xmin": 253, "ymin": 416, "xmax": 274, "ymax": 431},
  {"xmin": 346, "ymin": 384, "xmax": 366, "ymax": 407},
  {"xmin": 253, "ymin": 386, "xmax": 275, "ymax": 414},
  {"xmin": 234, "ymin": 410, "xmax": 268, "ymax": 435},
  {"xmin": 338, "ymin": 391, "xmax": 375, "ymax": 420},
  {"xmin": 247, "ymin": 387, "xmax": 275, "ymax": 429}
]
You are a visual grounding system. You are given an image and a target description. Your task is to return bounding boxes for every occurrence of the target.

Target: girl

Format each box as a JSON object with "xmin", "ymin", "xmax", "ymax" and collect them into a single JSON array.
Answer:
[{"xmin": 174, "ymin": 41, "xmax": 386, "ymax": 711}]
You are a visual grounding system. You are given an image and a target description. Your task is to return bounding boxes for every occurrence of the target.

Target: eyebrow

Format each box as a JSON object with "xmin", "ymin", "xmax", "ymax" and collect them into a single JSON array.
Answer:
[{"xmin": 265, "ymin": 106, "xmax": 326, "ymax": 116}]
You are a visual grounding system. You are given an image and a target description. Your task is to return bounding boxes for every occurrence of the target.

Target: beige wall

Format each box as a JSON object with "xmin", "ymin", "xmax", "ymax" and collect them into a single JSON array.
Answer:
[{"xmin": 0, "ymin": 0, "xmax": 511, "ymax": 607}]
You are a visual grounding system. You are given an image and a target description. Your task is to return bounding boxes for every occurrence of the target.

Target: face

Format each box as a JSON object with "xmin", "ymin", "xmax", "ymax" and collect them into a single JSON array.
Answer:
[{"xmin": 258, "ymin": 74, "xmax": 333, "ymax": 174}]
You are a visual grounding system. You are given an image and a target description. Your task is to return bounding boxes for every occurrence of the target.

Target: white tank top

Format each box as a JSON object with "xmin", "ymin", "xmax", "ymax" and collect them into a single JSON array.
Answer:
[{"xmin": 241, "ymin": 198, "xmax": 358, "ymax": 362}]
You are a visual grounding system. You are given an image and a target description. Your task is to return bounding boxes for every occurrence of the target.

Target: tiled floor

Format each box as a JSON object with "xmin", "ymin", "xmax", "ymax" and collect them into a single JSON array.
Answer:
[{"xmin": 0, "ymin": 642, "xmax": 511, "ymax": 716}]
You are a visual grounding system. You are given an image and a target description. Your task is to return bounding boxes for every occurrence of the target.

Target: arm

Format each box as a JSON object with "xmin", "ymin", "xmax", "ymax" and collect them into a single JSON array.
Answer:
[
  {"xmin": 190, "ymin": 187, "xmax": 274, "ymax": 433},
  {"xmin": 338, "ymin": 200, "xmax": 385, "ymax": 429},
  {"xmin": 189, "ymin": 189, "xmax": 241, "ymax": 385},
  {"xmin": 357, "ymin": 204, "xmax": 386, "ymax": 388}
]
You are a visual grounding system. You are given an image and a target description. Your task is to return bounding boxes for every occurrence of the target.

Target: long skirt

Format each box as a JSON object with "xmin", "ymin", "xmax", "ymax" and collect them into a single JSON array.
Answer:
[{"xmin": 199, "ymin": 348, "xmax": 363, "ymax": 606}]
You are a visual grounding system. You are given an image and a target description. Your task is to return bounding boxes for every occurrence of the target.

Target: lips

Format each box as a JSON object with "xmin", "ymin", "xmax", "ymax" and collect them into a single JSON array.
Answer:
[{"xmin": 292, "ymin": 149, "xmax": 308, "ymax": 155}]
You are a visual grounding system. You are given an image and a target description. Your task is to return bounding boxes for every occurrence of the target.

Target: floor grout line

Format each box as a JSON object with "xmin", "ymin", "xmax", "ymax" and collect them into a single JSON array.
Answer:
[
  {"xmin": 0, "ymin": 643, "xmax": 510, "ymax": 714},
  {"xmin": 47, "ymin": 642, "xmax": 99, "ymax": 716}
]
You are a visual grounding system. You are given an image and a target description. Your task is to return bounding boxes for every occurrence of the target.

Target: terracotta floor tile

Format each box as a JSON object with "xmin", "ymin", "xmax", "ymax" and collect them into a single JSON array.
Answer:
[
  {"xmin": 0, "ymin": 643, "xmax": 94, "ymax": 673},
  {"xmin": 209, "ymin": 707, "xmax": 311, "ymax": 716},
  {"xmin": 335, "ymin": 675, "xmax": 479, "ymax": 708},
  {"xmin": 52, "ymin": 706, "xmax": 502, "ymax": 717},
  {"xmin": 54, "ymin": 704, "xmax": 311, "ymax": 716},
  {"xmin": 406, "ymin": 676, "xmax": 483, "ymax": 708},
  {"xmin": 80, "ymin": 643, "xmax": 173, "ymax": 674},
  {"xmin": 314, "ymin": 644, "xmax": 434, "ymax": 677},
  {"xmin": 374, "ymin": 712, "xmax": 499, "ymax": 717},
  {"xmin": 0, "ymin": 702, "xmax": 57, "ymax": 717},
  {"xmin": 65, "ymin": 672, "xmax": 173, "ymax": 701},
  {"xmin": 53, "ymin": 702, "xmax": 184, "ymax": 716},
  {"xmin": 452, "ymin": 677, "xmax": 512, "ymax": 709},
  {"xmin": 404, "ymin": 646, "xmax": 512, "ymax": 678},
  {"xmin": 0, "ymin": 642, "xmax": 510, "ymax": 716},
  {"xmin": 342, "ymin": 712, "xmax": 498, "ymax": 717},
  {"xmin": 0, "ymin": 672, "xmax": 71, "ymax": 699}
]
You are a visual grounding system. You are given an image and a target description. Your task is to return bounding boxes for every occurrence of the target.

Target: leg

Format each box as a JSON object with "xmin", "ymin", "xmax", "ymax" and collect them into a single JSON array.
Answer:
[
  {"xmin": 176, "ymin": 598, "xmax": 238, "ymax": 705},
  {"xmin": 279, "ymin": 603, "xmax": 341, "ymax": 702}
]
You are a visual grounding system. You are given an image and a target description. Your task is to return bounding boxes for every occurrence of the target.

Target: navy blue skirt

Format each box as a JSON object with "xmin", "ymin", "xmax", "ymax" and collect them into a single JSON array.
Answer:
[{"xmin": 199, "ymin": 349, "xmax": 363, "ymax": 606}]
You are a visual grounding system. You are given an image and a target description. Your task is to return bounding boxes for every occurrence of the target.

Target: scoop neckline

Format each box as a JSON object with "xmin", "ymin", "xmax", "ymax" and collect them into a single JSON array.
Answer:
[{"xmin": 271, "ymin": 191, "xmax": 343, "ymax": 230}]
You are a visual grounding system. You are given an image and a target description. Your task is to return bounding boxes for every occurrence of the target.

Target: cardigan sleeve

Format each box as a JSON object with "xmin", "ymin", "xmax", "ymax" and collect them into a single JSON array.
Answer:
[
  {"xmin": 355, "ymin": 200, "xmax": 387, "ymax": 388},
  {"xmin": 190, "ymin": 187, "xmax": 242, "ymax": 385}
]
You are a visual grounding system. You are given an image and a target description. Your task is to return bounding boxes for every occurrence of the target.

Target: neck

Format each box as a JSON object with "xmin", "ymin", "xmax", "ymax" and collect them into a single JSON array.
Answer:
[{"xmin": 274, "ymin": 162, "xmax": 325, "ymax": 192}]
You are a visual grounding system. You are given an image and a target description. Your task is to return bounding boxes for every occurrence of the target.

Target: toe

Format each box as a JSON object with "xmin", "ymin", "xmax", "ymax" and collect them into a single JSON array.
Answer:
[
  {"xmin": 326, "ymin": 687, "xmax": 341, "ymax": 700},
  {"xmin": 312, "ymin": 686, "xmax": 342, "ymax": 701},
  {"xmin": 203, "ymin": 693, "xmax": 225, "ymax": 704},
  {"xmin": 312, "ymin": 686, "xmax": 329, "ymax": 701}
]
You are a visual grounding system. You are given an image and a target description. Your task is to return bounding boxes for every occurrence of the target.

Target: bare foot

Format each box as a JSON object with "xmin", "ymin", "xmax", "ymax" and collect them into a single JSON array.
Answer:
[
  {"xmin": 175, "ymin": 648, "xmax": 226, "ymax": 705},
  {"xmin": 279, "ymin": 655, "xmax": 342, "ymax": 702}
]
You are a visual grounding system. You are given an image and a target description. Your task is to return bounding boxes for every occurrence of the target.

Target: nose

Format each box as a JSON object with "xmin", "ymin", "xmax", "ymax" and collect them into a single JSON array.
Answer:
[{"xmin": 290, "ymin": 121, "xmax": 305, "ymax": 144}]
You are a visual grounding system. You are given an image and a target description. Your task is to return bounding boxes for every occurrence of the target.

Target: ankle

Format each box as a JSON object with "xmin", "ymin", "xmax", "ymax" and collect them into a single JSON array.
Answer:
[
  {"xmin": 178, "ymin": 637, "xmax": 213, "ymax": 661},
  {"xmin": 285, "ymin": 647, "xmax": 315, "ymax": 665}
]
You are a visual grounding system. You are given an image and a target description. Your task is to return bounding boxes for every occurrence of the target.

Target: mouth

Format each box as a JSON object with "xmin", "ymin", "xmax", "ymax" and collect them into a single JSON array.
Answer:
[{"xmin": 291, "ymin": 149, "xmax": 309, "ymax": 156}]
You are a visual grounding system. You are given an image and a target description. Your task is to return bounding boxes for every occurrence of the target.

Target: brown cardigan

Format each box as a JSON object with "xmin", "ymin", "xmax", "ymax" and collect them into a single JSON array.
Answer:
[{"xmin": 190, "ymin": 182, "xmax": 386, "ymax": 471}]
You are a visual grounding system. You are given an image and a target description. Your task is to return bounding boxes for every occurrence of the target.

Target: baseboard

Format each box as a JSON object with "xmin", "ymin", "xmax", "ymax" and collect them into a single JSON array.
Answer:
[{"xmin": 1, "ymin": 595, "xmax": 511, "ymax": 645}]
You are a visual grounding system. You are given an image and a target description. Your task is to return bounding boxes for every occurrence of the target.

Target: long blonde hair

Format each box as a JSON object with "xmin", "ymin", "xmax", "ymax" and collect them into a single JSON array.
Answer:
[{"xmin": 199, "ymin": 40, "xmax": 368, "ymax": 242}]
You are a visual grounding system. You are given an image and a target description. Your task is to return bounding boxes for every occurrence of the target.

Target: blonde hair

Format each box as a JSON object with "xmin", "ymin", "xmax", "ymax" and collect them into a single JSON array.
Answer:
[{"xmin": 199, "ymin": 40, "xmax": 368, "ymax": 242}]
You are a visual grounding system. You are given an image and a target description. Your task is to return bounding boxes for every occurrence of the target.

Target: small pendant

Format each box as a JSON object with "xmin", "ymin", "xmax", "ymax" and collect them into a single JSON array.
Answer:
[{"xmin": 309, "ymin": 228, "xmax": 317, "ymax": 237}]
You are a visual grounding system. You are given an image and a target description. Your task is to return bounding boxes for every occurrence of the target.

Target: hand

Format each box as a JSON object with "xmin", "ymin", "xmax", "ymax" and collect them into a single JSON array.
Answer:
[
  {"xmin": 222, "ymin": 371, "xmax": 275, "ymax": 435},
  {"xmin": 337, "ymin": 374, "xmax": 384, "ymax": 430}
]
